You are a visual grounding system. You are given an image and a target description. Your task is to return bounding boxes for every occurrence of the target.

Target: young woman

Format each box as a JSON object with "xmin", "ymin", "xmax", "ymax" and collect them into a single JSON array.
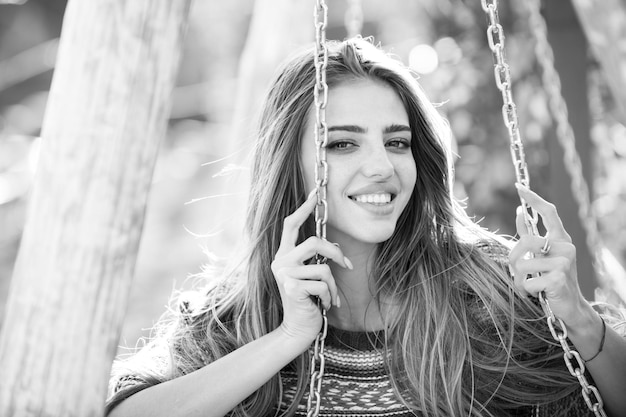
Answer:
[{"xmin": 105, "ymin": 38, "xmax": 626, "ymax": 417}]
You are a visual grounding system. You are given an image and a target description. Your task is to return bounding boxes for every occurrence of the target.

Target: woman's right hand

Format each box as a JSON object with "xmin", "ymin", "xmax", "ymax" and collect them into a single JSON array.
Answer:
[{"xmin": 271, "ymin": 190, "xmax": 352, "ymax": 346}]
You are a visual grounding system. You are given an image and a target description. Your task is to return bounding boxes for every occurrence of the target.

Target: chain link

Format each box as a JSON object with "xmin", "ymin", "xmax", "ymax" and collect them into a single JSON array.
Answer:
[
  {"xmin": 306, "ymin": 311, "xmax": 328, "ymax": 417},
  {"xmin": 307, "ymin": 1, "xmax": 329, "ymax": 416},
  {"xmin": 481, "ymin": 1, "xmax": 606, "ymax": 415},
  {"xmin": 344, "ymin": 0, "xmax": 363, "ymax": 38},
  {"xmin": 481, "ymin": 0, "xmax": 540, "ymax": 235}
]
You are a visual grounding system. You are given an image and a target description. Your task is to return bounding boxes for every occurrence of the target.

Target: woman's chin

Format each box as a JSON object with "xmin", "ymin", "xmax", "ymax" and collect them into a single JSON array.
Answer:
[{"xmin": 328, "ymin": 226, "xmax": 396, "ymax": 247}]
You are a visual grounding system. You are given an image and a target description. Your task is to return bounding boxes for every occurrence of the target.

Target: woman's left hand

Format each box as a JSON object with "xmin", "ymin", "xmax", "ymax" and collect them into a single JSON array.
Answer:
[{"xmin": 508, "ymin": 183, "xmax": 590, "ymax": 328}]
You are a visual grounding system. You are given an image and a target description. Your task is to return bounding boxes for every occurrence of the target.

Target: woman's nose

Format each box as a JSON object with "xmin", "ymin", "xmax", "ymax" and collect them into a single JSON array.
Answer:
[{"xmin": 362, "ymin": 145, "xmax": 394, "ymax": 179}]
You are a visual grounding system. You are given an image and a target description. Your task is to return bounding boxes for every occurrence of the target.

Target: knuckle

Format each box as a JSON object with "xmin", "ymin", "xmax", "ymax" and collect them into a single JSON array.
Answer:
[
  {"xmin": 282, "ymin": 216, "xmax": 293, "ymax": 228},
  {"xmin": 304, "ymin": 236, "xmax": 319, "ymax": 245},
  {"xmin": 555, "ymin": 257, "xmax": 570, "ymax": 270},
  {"xmin": 273, "ymin": 269, "xmax": 287, "ymax": 284},
  {"xmin": 283, "ymin": 279, "xmax": 298, "ymax": 294},
  {"xmin": 271, "ymin": 258, "xmax": 285, "ymax": 274},
  {"xmin": 563, "ymin": 243, "xmax": 576, "ymax": 258}
]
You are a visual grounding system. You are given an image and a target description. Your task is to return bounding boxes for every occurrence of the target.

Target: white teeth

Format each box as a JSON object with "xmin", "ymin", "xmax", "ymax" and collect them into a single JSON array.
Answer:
[{"xmin": 353, "ymin": 193, "xmax": 392, "ymax": 204}]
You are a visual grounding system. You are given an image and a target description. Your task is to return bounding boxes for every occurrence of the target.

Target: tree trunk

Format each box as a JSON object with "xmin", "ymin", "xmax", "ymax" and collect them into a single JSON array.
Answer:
[
  {"xmin": 0, "ymin": 1, "xmax": 191, "ymax": 416},
  {"xmin": 210, "ymin": 0, "xmax": 312, "ymax": 256}
]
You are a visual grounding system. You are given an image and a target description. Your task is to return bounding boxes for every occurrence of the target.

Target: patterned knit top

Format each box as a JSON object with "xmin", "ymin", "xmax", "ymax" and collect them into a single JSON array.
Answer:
[
  {"xmin": 109, "ymin": 323, "xmax": 595, "ymax": 417},
  {"xmin": 276, "ymin": 325, "xmax": 592, "ymax": 417},
  {"xmin": 108, "ymin": 240, "xmax": 605, "ymax": 416},
  {"xmin": 278, "ymin": 326, "xmax": 407, "ymax": 416}
]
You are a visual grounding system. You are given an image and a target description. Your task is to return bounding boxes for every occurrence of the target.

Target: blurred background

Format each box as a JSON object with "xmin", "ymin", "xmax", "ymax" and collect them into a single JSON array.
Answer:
[{"xmin": 1, "ymin": 0, "xmax": 625, "ymax": 352}]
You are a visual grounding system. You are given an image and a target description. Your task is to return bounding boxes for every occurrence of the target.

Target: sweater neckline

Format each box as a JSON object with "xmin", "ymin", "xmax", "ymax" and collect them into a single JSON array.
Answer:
[{"xmin": 325, "ymin": 325, "xmax": 386, "ymax": 351}]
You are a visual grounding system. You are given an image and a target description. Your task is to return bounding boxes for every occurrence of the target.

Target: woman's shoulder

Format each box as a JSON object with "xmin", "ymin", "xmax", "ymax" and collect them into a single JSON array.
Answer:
[
  {"xmin": 105, "ymin": 276, "xmax": 243, "ymax": 413},
  {"xmin": 177, "ymin": 276, "xmax": 242, "ymax": 324},
  {"xmin": 173, "ymin": 276, "xmax": 244, "ymax": 353},
  {"xmin": 451, "ymin": 236, "xmax": 514, "ymax": 292},
  {"xmin": 473, "ymin": 237, "xmax": 513, "ymax": 265}
]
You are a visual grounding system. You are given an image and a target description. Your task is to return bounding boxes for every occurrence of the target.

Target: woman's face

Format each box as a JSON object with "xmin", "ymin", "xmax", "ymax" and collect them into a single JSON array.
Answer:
[{"xmin": 301, "ymin": 78, "xmax": 417, "ymax": 248}]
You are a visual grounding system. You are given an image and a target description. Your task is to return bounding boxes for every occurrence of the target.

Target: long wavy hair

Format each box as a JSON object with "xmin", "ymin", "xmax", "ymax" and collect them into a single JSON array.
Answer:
[{"xmin": 106, "ymin": 38, "xmax": 615, "ymax": 416}]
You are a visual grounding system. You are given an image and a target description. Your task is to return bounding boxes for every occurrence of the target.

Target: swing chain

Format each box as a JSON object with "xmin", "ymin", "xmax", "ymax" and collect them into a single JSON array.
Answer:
[
  {"xmin": 345, "ymin": 0, "xmax": 363, "ymax": 38},
  {"xmin": 313, "ymin": 0, "xmax": 329, "ymax": 242},
  {"xmin": 481, "ymin": 2, "xmax": 606, "ymax": 416},
  {"xmin": 307, "ymin": 1, "xmax": 329, "ymax": 416},
  {"xmin": 481, "ymin": 0, "xmax": 539, "ymax": 233}
]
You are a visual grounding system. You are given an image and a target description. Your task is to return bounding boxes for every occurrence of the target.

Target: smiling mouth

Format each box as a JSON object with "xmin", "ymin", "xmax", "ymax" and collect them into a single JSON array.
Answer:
[{"xmin": 349, "ymin": 193, "xmax": 394, "ymax": 204}]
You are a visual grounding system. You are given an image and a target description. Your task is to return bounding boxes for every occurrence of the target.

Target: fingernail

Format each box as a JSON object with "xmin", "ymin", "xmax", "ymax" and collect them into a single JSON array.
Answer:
[
  {"xmin": 308, "ymin": 189, "xmax": 317, "ymax": 199},
  {"xmin": 515, "ymin": 182, "xmax": 529, "ymax": 192},
  {"xmin": 336, "ymin": 296, "xmax": 341, "ymax": 308},
  {"xmin": 516, "ymin": 206, "xmax": 523, "ymax": 215},
  {"xmin": 344, "ymin": 256, "xmax": 353, "ymax": 270}
]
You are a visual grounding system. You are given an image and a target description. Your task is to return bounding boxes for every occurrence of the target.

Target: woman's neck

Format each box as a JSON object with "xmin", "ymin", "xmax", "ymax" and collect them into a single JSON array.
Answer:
[{"xmin": 326, "ymin": 239, "xmax": 386, "ymax": 332}]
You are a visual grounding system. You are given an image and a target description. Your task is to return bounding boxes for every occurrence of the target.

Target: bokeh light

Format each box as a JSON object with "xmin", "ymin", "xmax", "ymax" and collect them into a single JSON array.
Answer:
[{"xmin": 408, "ymin": 44, "xmax": 438, "ymax": 75}]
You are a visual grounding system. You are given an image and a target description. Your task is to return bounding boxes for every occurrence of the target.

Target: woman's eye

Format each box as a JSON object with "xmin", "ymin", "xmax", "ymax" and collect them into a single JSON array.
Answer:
[
  {"xmin": 328, "ymin": 141, "xmax": 355, "ymax": 150},
  {"xmin": 386, "ymin": 139, "xmax": 411, "ymax": 149}
]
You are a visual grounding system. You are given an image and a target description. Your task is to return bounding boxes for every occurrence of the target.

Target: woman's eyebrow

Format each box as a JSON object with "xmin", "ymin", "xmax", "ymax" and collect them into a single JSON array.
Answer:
[
  {"xmin": 327, "ymin": 124, "xmax": 410, "ymax": 134},
  {"xmin": 328, "ymin": 125, "xmax": 367, "ymax": 133},
  {"xmin": 383, "ymin": 124, "xmax": 411, "ymax": 134}
]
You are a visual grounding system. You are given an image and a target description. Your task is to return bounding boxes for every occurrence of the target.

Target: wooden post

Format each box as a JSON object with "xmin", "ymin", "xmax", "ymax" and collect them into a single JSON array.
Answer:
[{"xmin": 0, "ymin": 1, "xmax": 191, "ymax": 416}]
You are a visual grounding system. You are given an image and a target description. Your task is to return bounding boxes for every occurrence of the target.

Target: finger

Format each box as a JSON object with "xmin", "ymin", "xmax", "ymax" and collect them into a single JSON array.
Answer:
[
  {"xmin": 286, "ymin": 236, "xmax": 353, "ymax": 269},
  {"xmin": 278, "ymin": 189, "xmax": 318, "ymax": 252},
  {"xmin": 510, "ymin": 236, "xmax": 566, "ymax": 262},
  {"xmin": 510, "ymin": 246, "xmax": 571, "ymax": 298},
  {"xmin": 281, "ymin": 264, "xmax": 340, "ymax": 307},
  {"xmin": 515, "ymin": 184, "xmax": 570, "ymax": 241},
  {"xmin": 522, "ymin": 271, "xmax": 568, "ymax": 299},
  {"xmin": 513, "ymin": 256, "xmax": 556, "ymax": 276},
  {"xmin": 510, "ymin": 264, "xmax": 530, "ymax": 298},
  {"xmin": 509, "ymin": 235, "xmax": 540, "ymax": 267},
  {"xmin": 521, "ymin": 274, "xmax": 548, "ymax": 299},
  {"xmin": 297, "ymin": 281, "xmax": 333, "ymax": 311},
  {"xmin": 515, "ymin": 206, "xmax": 529, "ymax": 237},
  {"xmin": 509, "ymin": 239, "xmax": 543, "ymax": 298}
]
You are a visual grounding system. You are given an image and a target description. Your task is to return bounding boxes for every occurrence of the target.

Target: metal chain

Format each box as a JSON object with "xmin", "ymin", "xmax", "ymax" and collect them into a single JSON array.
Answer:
[
  {"xmin": 481, "ymin": 0, "xmax": 540, "ymax": 233},
  {"xmin": 344, "ymin": 0, "xmax": 363, "ymax": 38},
  {"xmin": 525, "ymin": 0, "xmax": 608, "ymax": 286},
  {"xmin": 307, "ymin": 1, "xmax": 329, "ymax": 416},
  {"xmin": 481, "ymin": 2, "xmax": 606, "ymax": 416}
]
